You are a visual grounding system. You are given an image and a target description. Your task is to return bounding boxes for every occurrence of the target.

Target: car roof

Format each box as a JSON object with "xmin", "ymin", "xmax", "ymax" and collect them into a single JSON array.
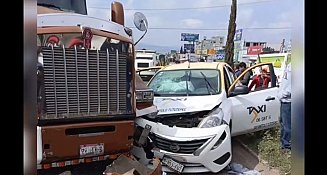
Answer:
[{"xmin": 162, "ymin": 62, "xmax": 226, "ymax": 71}]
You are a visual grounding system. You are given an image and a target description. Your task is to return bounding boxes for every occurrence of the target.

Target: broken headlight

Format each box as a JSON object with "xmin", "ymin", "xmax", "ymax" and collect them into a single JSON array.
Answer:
[{"xmin": 198, "ymin": 108, "xmax": 223, "ymax": 128}]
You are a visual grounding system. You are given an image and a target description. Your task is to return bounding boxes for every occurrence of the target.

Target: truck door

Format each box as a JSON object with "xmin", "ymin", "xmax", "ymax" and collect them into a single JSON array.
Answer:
[{"xmin": 228, "ymin": 63, "xmax": 280, "ymax": 136}]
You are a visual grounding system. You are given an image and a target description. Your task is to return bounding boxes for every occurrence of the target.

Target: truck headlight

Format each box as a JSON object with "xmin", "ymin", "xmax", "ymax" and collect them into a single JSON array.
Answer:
[
  {"xmin": 198, "ymin": 108, "xmax": 224, "ymax": 128},
  {"xmin": 136, "ymin": 90, "xmax": 154, "ymax": 103}
]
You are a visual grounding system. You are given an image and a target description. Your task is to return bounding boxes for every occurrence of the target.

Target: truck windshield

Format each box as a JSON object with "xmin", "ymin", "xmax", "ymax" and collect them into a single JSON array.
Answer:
[
  {"xmin": 37, "ymin": 0, "xmax": 87, "ymax": 15},
  {"xmin": 37, "ymin": 33, "xmax": 130, "ymax": 52},
  {"xmin": 148, "ymin": 69, "xmax": 220, "ymax": 96}
]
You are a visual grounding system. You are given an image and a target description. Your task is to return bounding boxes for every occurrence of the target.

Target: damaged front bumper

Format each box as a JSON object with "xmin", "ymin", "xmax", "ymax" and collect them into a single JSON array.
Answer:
[{"xmin": 135, "ymin": 118, "xmax": 232, "ymax": 173}]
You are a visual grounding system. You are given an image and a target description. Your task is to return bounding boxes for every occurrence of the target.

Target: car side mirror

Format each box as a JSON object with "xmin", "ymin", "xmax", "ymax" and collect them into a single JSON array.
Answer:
[{"xmin": 229, "ymin": 85, "xmax": 249, "ymax": 97}]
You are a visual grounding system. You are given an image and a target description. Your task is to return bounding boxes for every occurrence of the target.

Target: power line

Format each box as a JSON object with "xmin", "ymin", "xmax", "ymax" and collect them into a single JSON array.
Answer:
[
  {"xmin": 243, "ymin": 27, "xmax": 291, "ymax": 30},
  {"xmin": 127, "ymin": 27, "xmax": 291, "ymax": 31},
  {"xmin": 88, "ymin": 0, "xmax": 273, "ymax": 11},
  {"xmin": 127, "ymin": 27, "xmax": 226, "ymax": 31}
]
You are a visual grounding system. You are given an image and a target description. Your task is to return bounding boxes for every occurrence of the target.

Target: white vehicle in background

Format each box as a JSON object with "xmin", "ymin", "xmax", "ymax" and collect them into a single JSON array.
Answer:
[
  {"xmin": 135, "ymin": 62, "xmax": 280, "ymax": 173},
  {"xmin": 135, "ymin": 49, "xmax": 159, "ymax": 81},
  {"xmin": 135, "ymin": 49, "xmax": 158, "ymax": 70}
]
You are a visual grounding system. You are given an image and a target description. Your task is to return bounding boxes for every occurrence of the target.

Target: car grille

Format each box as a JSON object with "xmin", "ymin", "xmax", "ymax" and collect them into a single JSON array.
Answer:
[
  {"xmin": 41, "ymin": 46, "xmax": 129, "ymax": 119},
  {"xmin": 149, "ymin": 133, "xmax": 209, "ymax": 154}
]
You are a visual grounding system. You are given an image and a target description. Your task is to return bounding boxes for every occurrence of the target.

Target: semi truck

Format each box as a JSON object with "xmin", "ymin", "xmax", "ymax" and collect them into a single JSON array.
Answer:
[
  {"xmin": 135, "ymin": 49, "xmax": 159, "ymax": 81},
  {"xmin": 36, "ymin": 0, "xmax": 157, "ymax": 171},
  {"xmin": 135, "ymin": 49, "xmax": 158, "ymax": 70}
]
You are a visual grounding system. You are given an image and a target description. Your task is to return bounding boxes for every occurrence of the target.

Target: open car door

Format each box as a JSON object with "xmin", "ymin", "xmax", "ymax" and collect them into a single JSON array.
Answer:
[{"xmin": 228, "ymin": 63, "xmax": 280, "ymax": 136}]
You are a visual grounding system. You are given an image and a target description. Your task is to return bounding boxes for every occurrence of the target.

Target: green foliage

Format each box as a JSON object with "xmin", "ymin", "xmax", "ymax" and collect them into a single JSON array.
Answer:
[
  {"xmin": 240, "ymin": 127, "xmax": 291, "ymax": 174},
  {"xmin": 258, "ymin": 127, "xmax": 291, "ymax": 174}
]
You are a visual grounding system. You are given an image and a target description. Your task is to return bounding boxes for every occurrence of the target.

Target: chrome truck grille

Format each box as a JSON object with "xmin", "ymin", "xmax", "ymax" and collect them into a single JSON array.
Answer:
[{"xmin": 41, "ymin": 46, "xmax": 131, "ymax": 119}]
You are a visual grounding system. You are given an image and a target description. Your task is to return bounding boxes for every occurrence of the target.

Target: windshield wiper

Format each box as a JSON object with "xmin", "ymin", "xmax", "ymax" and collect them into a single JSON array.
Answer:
[
  {"xmin": 184, "ymin": 71, "xmax": 191, "ymax": 96},
  {"xmin": 186, "ymin": 70, "xmax": 192, "ymax": 96},
  {"xmin": 37, "ymin": 3, "xmax": 63, "ymax": 11},
  {"xmin": 200, "ymin": 72, "xmax": 216, "ymax": 95}
]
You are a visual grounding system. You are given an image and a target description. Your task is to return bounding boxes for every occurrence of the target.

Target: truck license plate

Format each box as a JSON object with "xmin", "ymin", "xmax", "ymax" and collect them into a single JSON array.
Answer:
[
  {"xmin": 162, "ymin": 156, "xmax": 184, "ymax": 173},
  {"xmin": 80, "ymin": 143, "xmax": 104, "ymax": 157}
]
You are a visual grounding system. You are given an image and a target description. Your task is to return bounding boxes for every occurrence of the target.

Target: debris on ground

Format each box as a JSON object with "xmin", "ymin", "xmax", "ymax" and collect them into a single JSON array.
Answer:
[
  {"xmin": 226, "ymin": 163, "xmax": 261, "ymax": 175},
  {"xmin": 58, "ymin": 171, "xmax": 71, "ymax": 175},
  {"xmin": 103, "ymin": 155, "xmax": 161, "ymax": 175}
]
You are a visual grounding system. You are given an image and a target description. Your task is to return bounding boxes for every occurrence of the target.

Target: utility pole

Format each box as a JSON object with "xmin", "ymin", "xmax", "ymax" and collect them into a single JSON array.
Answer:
[
  {"xmin": 200, "ymin": 36, "xmax": 206, "ymax": 61},
  {"xmin": 280, "ymin": 39, "xmax": 285, "ymax": 53},
  {"xmin": 225, "ymin": 0, "xmax": 237, "ymax": 68},
  {"xmin": 200, "ymin": 41, "xmax": 203, "ymax": 60}
]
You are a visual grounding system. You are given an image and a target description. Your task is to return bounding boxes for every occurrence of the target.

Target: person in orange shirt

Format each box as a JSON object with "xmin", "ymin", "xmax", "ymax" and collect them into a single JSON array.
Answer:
[{"xmin": 248, "ymin": 68, "xmax": 270, "ymax": 91}]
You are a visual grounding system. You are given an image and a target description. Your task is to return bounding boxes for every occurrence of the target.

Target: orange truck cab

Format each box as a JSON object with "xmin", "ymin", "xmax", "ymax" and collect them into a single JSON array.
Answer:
[{"xmin": 36, "ymin": 0, "xmax": 156, "ymax": 170}]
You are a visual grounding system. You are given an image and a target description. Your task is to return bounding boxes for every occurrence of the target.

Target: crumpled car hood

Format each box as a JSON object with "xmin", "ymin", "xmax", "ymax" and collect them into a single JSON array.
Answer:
[{"xmin": 154, "ymin": 94, "xmax": 223, "ymax": 115}]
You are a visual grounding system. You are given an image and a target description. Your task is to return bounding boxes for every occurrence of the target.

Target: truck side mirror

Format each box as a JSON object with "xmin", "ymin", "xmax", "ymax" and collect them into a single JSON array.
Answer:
[{"xmin": 133, "ymin": 12, "xmax": 148, "ymax": 45}]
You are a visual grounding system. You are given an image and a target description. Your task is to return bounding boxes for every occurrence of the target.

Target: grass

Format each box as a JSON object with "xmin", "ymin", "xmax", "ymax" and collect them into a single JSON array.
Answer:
[{"xmin": 239, "ymin": 127, "xmax": 291, "ymax": 175}]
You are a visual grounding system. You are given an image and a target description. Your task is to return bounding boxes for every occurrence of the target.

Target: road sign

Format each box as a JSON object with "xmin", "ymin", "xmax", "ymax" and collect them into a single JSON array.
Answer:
[
  {"xmin": 184, "ymin": 44, "xmax": 194, "ymax": 53},
  {"xmin": 234, "ymin": 29, "xmax": 243, "ymax": 41}
]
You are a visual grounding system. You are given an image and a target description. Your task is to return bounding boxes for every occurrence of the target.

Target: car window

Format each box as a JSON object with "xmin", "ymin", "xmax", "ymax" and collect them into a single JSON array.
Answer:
[
  {"xmin": 248, "ymin": 65, "xmax": 276, "ymax": 91},
  {"xmin": 225, "ymin": 66, "xmax": 236, "ymax": 85},
  {"xmin": 228, "ymin": 63, "xmax": 276, "ymax": 94},
  {"xmin": 223, "ymin": 67, "xmax": 231, "ymax": 92},
  {"xmin": 148, "ymin": 69, "xmax": 221, "ymax": 96},
  {"xmin": 223, "ymin": 66, "xmax": 237, "ymax": 93}
]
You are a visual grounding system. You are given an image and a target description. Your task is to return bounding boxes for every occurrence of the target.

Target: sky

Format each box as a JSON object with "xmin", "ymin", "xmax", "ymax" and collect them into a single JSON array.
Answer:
[{"xmin": 86, "ymin": 0, "xmax": 297, "ymax": 53}]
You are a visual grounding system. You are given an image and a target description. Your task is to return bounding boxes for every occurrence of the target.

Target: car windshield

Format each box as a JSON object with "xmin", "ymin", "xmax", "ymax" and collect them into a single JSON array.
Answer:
[{"xmin": 148, "ymin": 69, "xmax": 220, "ymax": 96}]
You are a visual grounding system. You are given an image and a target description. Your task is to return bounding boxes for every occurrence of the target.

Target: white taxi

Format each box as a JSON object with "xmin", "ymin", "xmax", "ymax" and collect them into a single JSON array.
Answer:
[{"xmin": 135, "ymin": 62, "xmax": 280, "ymax": 173}]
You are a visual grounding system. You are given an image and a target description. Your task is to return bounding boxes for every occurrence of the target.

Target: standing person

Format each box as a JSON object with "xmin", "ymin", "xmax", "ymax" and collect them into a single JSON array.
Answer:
[
  {"xmin": 278, "ymin": 54, "xmax": 291, "ymax": 152},
  {"xmin": 234, "ymin": 63, "xmax": 241, "ymax": 77},
  {"xmin": 248, "ymin": 68, "xmax": 270, "ymax": 91},
  {"xmin": 238, "ymin": 62, "xmax": 251, "ymax": 86}
]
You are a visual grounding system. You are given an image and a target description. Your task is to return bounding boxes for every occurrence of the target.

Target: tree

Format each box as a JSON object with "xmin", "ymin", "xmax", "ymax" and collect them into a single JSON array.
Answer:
[
  {"xmin": 225, "ymin": 0, "xmax": 237, "ymax": 68},
  {"xmin": 262, "ymin": 47, "xmax": 276, "ymax": 54}
]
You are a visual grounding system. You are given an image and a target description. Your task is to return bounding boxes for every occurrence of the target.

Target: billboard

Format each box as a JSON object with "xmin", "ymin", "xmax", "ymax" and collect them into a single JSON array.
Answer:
[
  {"xmin": 216, "ymin": 50, "xmax": 225, "ymax": 60},
  {"xmin": 260, "ymin": 56, "xmax": 285, "ymax": 68},
  {"xmin": 234, "ymin": 40, "xmax": 243, "ymax": 51},
  {"xmin": 184, "ymin": 44, "xmax": 194, "ymax": 53},
  {"xmin": 247, "ymin": 46, "xmax": 263, "ymax": 55},
  {"xmin": 207, "ymin": 49, "xmax": 216, "ymax": 55},
  {"xmin": 234, "ymin": 29, "xmax": 243, "ymax": 41},
  {"xmin": 181, "ymin": 33, "xmax": 199, "ymax": 42}
]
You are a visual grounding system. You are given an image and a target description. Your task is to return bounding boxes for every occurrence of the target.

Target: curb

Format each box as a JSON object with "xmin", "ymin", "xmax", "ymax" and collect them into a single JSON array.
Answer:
[{"xmin": 234, "ymin": 137, "xmax": 260, "ymax": 160}]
